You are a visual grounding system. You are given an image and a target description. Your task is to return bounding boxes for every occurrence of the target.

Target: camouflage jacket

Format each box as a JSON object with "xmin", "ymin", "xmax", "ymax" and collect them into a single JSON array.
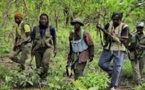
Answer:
[{"xmin": 128, "ymin": 32, "xmax": 145, "ymax": 59}]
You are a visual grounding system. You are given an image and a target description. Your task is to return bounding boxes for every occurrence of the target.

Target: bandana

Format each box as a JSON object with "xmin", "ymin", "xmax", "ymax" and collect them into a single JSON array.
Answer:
[
  {"xmin": 111, "ymin": 12, "xmax": 123, "ymax": 20},
  {"xmin": 15, "ymin": 12, "xmax": 23, "ymax": 18}
]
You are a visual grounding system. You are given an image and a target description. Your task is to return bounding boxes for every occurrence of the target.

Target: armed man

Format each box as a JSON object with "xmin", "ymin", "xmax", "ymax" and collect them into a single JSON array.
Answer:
[
  {"xmin": 67, "ymin": 18, "xmax": 94, "ymax": 80},
  {"xmin": 127, "ymin": 22, "xmax": 145, "ymax": 85},
  {"xmin": 9, "ymin": 13, "xmax": 31, "ymax": 71},
  {"xmin": 97, "ymin": 12, "xmax": 129, "ymax": 90},
  {"xmin": 31, "ymin": 13, "xmax": 57, "ymax": 85}
]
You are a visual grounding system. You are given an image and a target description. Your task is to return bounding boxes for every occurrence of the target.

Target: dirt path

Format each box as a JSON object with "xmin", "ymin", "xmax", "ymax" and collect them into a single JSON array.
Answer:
[
  {"xmin": 118, "ymin": 86, "xmax": 132, "ymax": 90},
  {"xmin": 0, "ymin": 57, "xmax": 18, "ymax": 69}
]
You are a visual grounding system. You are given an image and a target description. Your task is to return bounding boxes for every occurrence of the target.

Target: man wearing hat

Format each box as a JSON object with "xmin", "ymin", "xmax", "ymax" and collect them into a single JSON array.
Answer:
[
  {"xmin": 128, "ymin": 22, "xmax": 145, "ymax": 85},
  {"xmin": 98, "ymin": 12, "xmax": 129, "ymax": 90},
  {"xmin": 67, "ymin": 18, "xmax": 94, "ymax": 80},
  {"xmin": 9, "ymin": 12, "xmax": 31, "ymax": 70}
]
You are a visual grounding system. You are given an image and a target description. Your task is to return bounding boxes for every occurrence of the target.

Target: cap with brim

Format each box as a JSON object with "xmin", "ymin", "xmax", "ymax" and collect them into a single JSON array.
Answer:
[
  {"xmin": 71, "ymin": 18, "xmax": 84, "ymax": 26},
  {"xmin": 136, "ymin": 22, "xmax": 144, "ymax": 28}
]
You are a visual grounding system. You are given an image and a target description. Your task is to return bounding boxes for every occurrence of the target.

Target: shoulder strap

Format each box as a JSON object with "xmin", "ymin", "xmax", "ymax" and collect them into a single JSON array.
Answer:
[
  {"xmin": 34, "ymin": 26, "xmax": 41, "ymax": 38},
  {"xmin": 21, "ymin": 22, "xmax": 25, "ymax": 32},
  {"xmin": 108, "ymin": 22, "xmax": 113, "ymax": 32},
  {"xmin": 72, "ymin": 29, "xmax": 84, "ymax": 40},
  {"xmin": 81, "ymin": 29, "xmax": 84, "ymax": 39},
  {"xmin": 72, "ymin": 30, "xmax": 75, "ymax": 41},
  {"xmin": 35, "ymin": 26, "xmax": 40, "ymax": 32},
  {"xmin": 45, "ymin": 26, "xmax": 51, "ymax": 37},
  {"xmin": 49, "ymin": 25, "xmax": 53, "ymax": 34}
]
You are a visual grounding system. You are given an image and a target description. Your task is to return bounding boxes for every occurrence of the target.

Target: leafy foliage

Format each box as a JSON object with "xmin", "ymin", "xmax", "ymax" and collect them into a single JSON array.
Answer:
[
  {"xmin": 122, "ymin": 59, "xmax": 133, "ymax": 78},
  {"xmin": 0, "ymin": 65, "xmax": 41, "ymax": 88},
  {"xmin": 0, "ymin": 0, "xmax": 145, "ymax": 89},
  {"xmin": 134, "ymin": 83, "xmax": 145, "ymax": 90},
  {"xmin": 74, "ymin": 73, "xmax": 110, "ymax": 90}
]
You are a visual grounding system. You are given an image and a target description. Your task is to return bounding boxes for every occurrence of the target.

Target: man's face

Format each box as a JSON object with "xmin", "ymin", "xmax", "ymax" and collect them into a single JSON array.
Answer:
[
  {"xmin": 112, "ymin": 16, "xmax": 121, "ymax": 26},
  {"xmin": 137, "ymin": 27, "xmax": 144, "ymax": 34},
  {"xmin": 15, "ymin": 17, "xmax": 22, "ymax": 24},
  {"xmin": 74, "ymin": 23, "xmax": 80, "ymax": 29},
  {"xmin": 40, "ymin": 15, "xmax": 48, "ymax": 26}
]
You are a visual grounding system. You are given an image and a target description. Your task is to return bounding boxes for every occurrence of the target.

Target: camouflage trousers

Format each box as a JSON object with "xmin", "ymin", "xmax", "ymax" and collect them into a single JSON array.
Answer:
[
  {"xmin": 72, "ymin": 61, "xmax": 87, "ymax": 80},
  {"xmin": 131, "ymin": 55, "xmax": 145, "ymax": 84},
  {"xmin": 34, "ymin": 47, "xmax": 52, "ymax": 79},
  {"xmin": 9, "ymin": 43, "xmax": 31, "ymax": 69}
]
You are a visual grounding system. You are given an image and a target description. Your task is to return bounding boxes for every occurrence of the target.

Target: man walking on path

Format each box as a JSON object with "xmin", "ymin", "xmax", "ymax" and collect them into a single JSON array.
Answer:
[
  {"xmin": 98, "ymin": 12, "xmax": 129, "ymax": 90},
  {"xmin": 67, "ymin": 18, "xmax": 94, "ymax": 80},
  {"xmin": 9, "ymin": 12, "xmax": 31, "ymax": 71},
  {"xmin": 31, "ymin": 13, "xmax": 57, "ymax": 85},
  {"xmin": 127, "ymin": 22, "xmax": 145, "ymax": 85}
]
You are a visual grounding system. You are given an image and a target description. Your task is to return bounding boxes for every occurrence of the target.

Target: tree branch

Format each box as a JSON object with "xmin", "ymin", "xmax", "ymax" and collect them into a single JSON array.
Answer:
[
  {"xmin": 1, "ymin": 0, "xmax": 17, "ymax": 27},
  {"xmin": 22, "ymin": 0, "xmax": 29, "ymax": 17}
]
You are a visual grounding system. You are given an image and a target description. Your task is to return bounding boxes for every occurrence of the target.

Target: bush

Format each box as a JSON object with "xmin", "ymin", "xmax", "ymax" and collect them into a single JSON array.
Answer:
[
  {"xmin": 134, "ymin": 83, "xmax": 145, "ymax": 90},
  {"xmin": 0, "ymin": 65, "xmax": 41, "ymax": 88},
  {"xmin": 122, "ymin": 59, "xmax": 133, "ymax": 78},
  {"xmin": 73, "ymin": 73, "xmax": 110, "ymax": 90},
  {"xmin": 0, "ymin": 82, "xmax": 12, "ymax": 90},
  {"xmin": 42, "ymin": 76, "xmax": 76, "ymax": 90}
]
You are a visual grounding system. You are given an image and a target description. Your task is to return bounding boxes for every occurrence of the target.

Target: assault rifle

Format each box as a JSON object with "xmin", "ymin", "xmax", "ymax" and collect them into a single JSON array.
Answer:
[{"xmin": 96, "ymin": 25, "xmax": 121, "ymax": 44}]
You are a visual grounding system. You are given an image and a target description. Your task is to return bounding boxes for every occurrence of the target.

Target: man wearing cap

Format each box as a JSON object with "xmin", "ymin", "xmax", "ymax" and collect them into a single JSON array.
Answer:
[
  {"xmin": 9, "ymin": 12, "xmax": 31, "ymax": 70},
  {"xmin": 98, "ymin": 12, "xmax": 129, "ymax": 90},
  {"xmin": 67, "ymin": 18, "xmax": 94, "ymax": 80},
  {"xmin": 127, "ymin": 22, "xmax": 145, "ymax": 85}
]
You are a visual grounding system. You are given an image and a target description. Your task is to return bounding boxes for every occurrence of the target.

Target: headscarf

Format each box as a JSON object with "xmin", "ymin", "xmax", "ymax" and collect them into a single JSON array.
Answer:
[
  {"xmin": 15, "ymin": 12, "xmax": 23, "ymax": 18},
  {"xmin": 111, "ymin": 12, "xmax": 123, "ymax": 20}
]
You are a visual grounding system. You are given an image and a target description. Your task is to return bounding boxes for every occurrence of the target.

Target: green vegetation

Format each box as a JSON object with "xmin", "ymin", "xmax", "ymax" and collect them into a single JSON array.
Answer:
[
  {"xmin": 0, "ymin": 0, "xmax": 145, "ymax": 90},
  {"xmin": 134, "ymin": 83, "xmax": 145, "ymax": 90}
]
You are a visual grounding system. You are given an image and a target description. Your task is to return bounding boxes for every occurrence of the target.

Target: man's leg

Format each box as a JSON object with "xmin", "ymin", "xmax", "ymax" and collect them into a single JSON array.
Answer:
[
  {"xmin": 74, "ymin": 62, "xmax": 86, "ymax": 80},
  {"xmin": 41, "ymin": 48, "xmax": 52, "ymax": 79},
  {"xmin": 9, "ymin": 49, "xmax": 21, "ymax": 63},
  {"xmin": 111, "ymin": 51, "xmax": 125, "ymax": 88},
  {"xmin": 139, "ymin": 55, "xmax": 145, "ymax": 77},
  {"xmin": 98, "ymin": 49, "xmax": 113, "ymax": 76},
  {"xmin": 34, "ymin": 51, "xmax": 43, "ymax": 78},
  {"xmin": 20, "ymin": 45, "xmax": 30, "ymax": 70},
  {"xmin": 131, "ymin": 60, "xmax": 141, "ymax": 85}
]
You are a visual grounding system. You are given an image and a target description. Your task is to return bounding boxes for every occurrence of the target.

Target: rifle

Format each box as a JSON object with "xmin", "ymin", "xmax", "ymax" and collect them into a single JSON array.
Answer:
[
  {"xmin": 13, "ymin": 36, "xmax": 21, "ymax": 51},
  {"xmin": 96, "ymin": 25, "xmax": 121, "ymax": 44},
  {"xmin": 66, "ymin": 63, "xmax": 73, "ymax": 78},
  {"xmin": 136, "ymin": 45, "xmax": 145, "ymax": 59},
  {"xmin": 66, "ymin": 58, "xmax": 78, "ymax": 78}
]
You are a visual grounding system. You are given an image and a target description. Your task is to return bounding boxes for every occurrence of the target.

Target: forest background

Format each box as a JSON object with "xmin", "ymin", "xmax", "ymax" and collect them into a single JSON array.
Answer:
[{"xmin": 0, "ymin": 0, "xmax": 145, "ymax": 90}]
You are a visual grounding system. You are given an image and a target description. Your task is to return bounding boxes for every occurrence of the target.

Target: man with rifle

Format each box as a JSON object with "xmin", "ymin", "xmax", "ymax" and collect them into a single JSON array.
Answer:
[
  {"xmin": 9, "ymin": 13, "xmax": 31, "ymax": 70},
  {"xmin": 97, "ymin": 12, "xmax": 129, "ymax": 90},
  {"xmin": 127, "ymin": 22, "xmax": 145, "ymax": 85},
  {"xmin": 67, "ymin": 18, "xmax": 94, "ymax": 80}
]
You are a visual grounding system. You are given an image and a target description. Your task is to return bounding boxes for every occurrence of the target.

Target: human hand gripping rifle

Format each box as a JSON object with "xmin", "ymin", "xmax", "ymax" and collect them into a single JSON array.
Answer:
[
  {"xmin": 13, "ymin": 36, "xmax": 21, "ymax": 51},
  {"xmin": 96, "ymin": 25, "xmax": 121, "ymax": 44},
  {"xmin": 136, "ymin": 44, "xmax": 145, "ymax": 59}
]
